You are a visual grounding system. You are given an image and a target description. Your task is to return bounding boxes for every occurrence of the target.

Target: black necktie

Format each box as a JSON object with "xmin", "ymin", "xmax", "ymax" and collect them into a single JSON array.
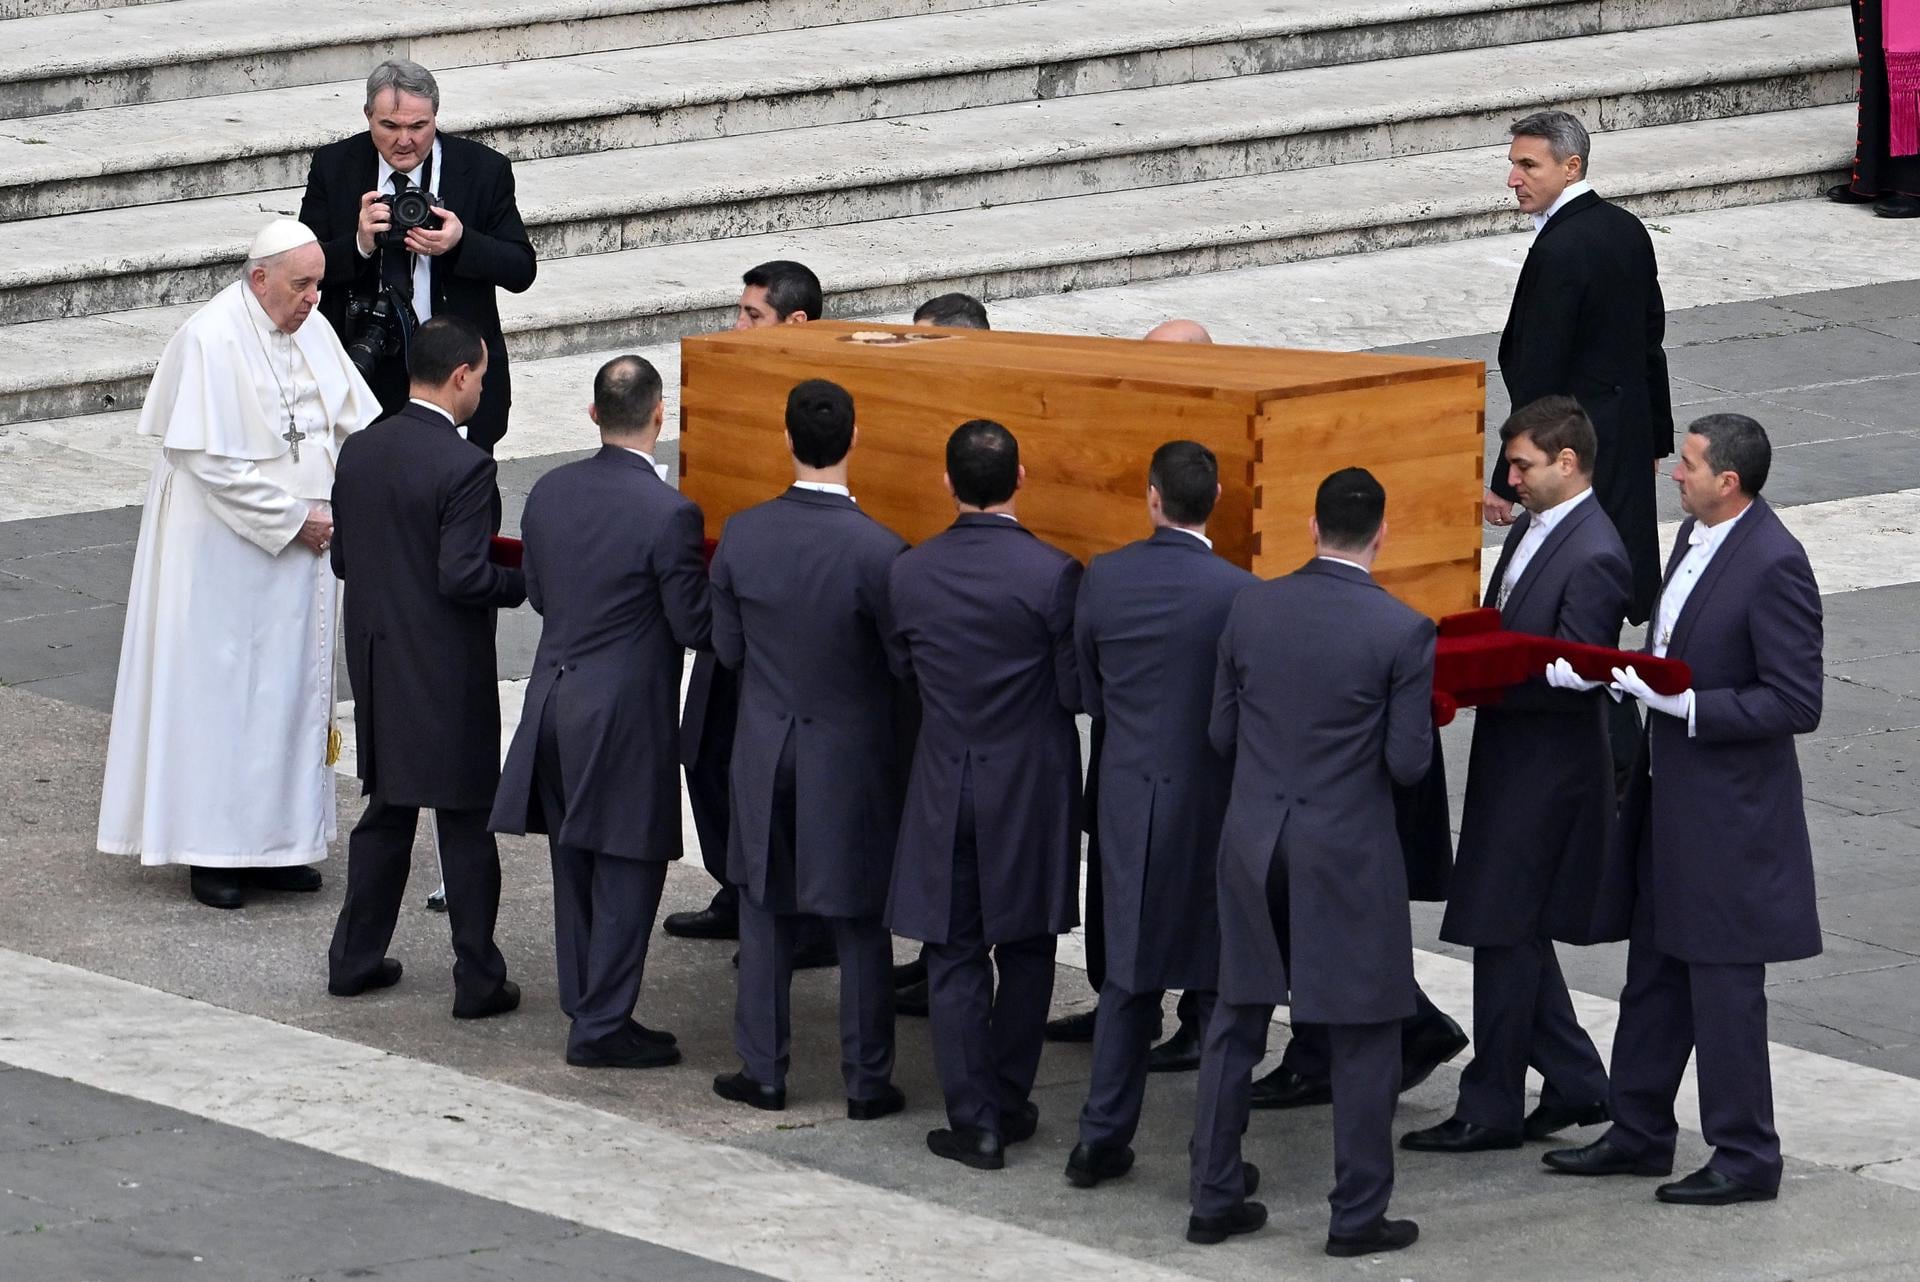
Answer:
[{"xmin": 381, "ymin": 172, "xmax": 413, "ymax": 293}]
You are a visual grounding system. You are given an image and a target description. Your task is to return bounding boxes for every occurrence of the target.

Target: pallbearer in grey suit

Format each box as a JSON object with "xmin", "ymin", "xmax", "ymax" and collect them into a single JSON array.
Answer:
[
  {"xmin": 708, "ymin": 380, "xmax": 910, "ymax": 1119},
  {"xmin": 489, "ymin": 357, "xmax": 708, "ymax": 1069},
  {"xmin": 1549, "ymin": 414, "xmax": 1823, "ymax": 1206},
  {"xmin": 1064, "ymin": 442, "xmax": 1255, "ymax": 1190},
  {"xmin": 887, "ymin": 420, "xmax": 1084, "ymax": 1172},
  {"xmin": 1405, "ymin": 398, "xmax": 1629, "ymax": 1156},
  {"xmin": 1188, "ymin": 469, "xmax": 1431, "ymax": 1259}
]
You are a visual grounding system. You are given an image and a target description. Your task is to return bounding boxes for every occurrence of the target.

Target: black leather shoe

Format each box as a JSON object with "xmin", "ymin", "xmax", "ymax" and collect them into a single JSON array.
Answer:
[
  {"xmin": 713, "ymin": 1070, "xmax": 786, "ymax": 1110},
  {"xmin": 1186, "ymin": 1200, "xmax": 1267, "ymax": 1245},
  {"xmin": 1249, "ymin": 1065, "xmax": 1332, "ymax": 1109},
  {"xmin": 569, "ymin": 1032, "xmax": 681, "ymax": 1069},
  {"xmin": 189, "ymin": 866, "xmax": 245, "ymax": 910},
  {"xmin": 1655, "ymin": 1166, "xmax": 1777, "ymax": 1206},
  {"xmin": 892, "ymin": 957, "xmax": 927, "ymax": 988},
  {"xmin": 1400, "ymin": 1011, "xmax": 1469, "ymax": 1092},
  {"xmin": 793, "ymin": 935, "xmax": 839, "ymax": 970},
  {"xmin": 928, "ymin": 1126, "xmax": 1004, "ymax": 1170},
  {"xmin": 663, "ymin": 905, "xmax": 738, "ymax": 940},
  {"xmin": 627, "ymin": 1020, "xmax": 677, "ymax": 1047},
  {"xmin": 1001, "ymin": 1100, "xmax": 1039, "ymax": 1145},
  {"xmin": 1242, "ymin": 1161, "xmax": 1260, "ymax": 1197},
  {"xmin": 894, "ymin": 978, "xmax": 929, "ymax": 1017},
  {"xmin": 328, "ymin": 958, "xmax": 402, "ymax": 997},
  {"xmin": 1326, "ymin": 1216, "xmax": 1419, "ymax": 1257},
  {"xmin": 452, "ymin": 979, "xmax": 521, "ymax": 1020},
  {"xmin": 1401, "ymin": 1118, "xmax": 1522, "ymax": 1153},
  {"xmin": 1543, "ymin": 1138, "xmax": 1671, "ymax": 1177},
  {"xmin": 1873, "ymin": 193, "xmax": 1920, "ymax": 218},
  {"xmin": 249, "ymin": 864, "xmax": 322, "ymax": 892},
  {"xmin": 1827, "ymin": 182, "xmax": 1876, "ymax": 204},
  {"xmin": 1524, "ymin": 1100, "xmax": 1608, "ymax": 1141},
  {"xmin": 847, "ymin": 1085, "xmax": 906, "ymax": 1121},
  {"xmin": 1147, "ymin": 1020, "xmax": 1203, "ymax": 1073},
  {"xmin": 1045, "ymin": 1007, "xmax": 1099, "ymax": 1043},
  {"xmin": 1065, "ymin": 1142, "xmax": 1135, "ymax": 1188}
]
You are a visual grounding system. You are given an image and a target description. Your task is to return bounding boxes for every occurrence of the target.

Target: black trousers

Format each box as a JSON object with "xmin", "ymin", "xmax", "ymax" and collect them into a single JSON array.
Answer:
[
  {"xmin": 1191, "ymin": 847, "xmax": 1399, "ymax": 1233},
  {"xmin": 924, "ymin": 769, "xmax": 1057, "ymax": 1134},
  {"xmin": 535, "ymin": 699, "xmax": 667, "ymax": 1052},
  {"xmin": 1279, "ymin": 986, "xmax": 1449, "ymax": 1078},
  {"xmin": 685, "ymin": 654, "xmax": 739, "ymax": 913},
  {"xmin": 328, "ymin": 795, "xmax": 507, "ymax": 1002},
  {"xmin": 1081, "ymin": 982, "xmax": 1216, "ymax": 1149},
  {"xmin": 733, "ymin": 735, "xmax": 893, "ymax": 1097},
  {"xmin": 1453, "ymin": 939, "xmax": 1608, "ymax": 1132}
]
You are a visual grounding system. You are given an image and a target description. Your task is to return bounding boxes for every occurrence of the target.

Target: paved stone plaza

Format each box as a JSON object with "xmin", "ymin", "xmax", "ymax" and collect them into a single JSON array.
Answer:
[{"xmin": 2, "ymin": 202, "xmax": 1919, "ymax": 1279}]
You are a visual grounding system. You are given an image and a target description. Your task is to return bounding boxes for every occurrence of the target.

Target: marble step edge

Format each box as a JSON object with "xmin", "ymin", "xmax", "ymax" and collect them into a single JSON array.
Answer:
[
  {"xmin": 0, "ymin": 106, "xmax": 1852, "ymax": 426},
  {"xmin": 0, "ymin": 0, "xmax": 1031, "ymax": 120},
  {"xmin": 0, "ymin": 11, "xmax": 1858, "ymax": 323},
  {"xmin": 0, "ymin": 0, "xmax": 1846, "ymax": 220},
  {"xmin": 3, "ymin": 0, "xmax": 168, "ymax": 16}
]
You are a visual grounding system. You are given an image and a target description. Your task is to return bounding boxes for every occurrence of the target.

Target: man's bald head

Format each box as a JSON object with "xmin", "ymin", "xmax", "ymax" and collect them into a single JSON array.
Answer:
[
  {"xmin": 1144, "ymin": 319, "xmax": 1213, "ymax": 344},
  {"xmin": 591, "ymin": 354, "xmax": 665, "ymax": 446}
]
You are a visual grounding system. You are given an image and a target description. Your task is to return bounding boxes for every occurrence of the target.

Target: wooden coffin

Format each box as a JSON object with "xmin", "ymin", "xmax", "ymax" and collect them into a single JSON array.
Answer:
[{"xmin": 679, "ymin": 320, "xmax": 1486, "ymax": 619}]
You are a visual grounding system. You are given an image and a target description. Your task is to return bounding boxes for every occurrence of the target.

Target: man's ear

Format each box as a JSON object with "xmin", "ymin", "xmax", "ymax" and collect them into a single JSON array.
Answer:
[
  {"xmin": 1015, "ymin": 463, "xmax": 1027, "ymax": 492},
  {"xmin": 784, "ymin": 311, "xmax": 810, "ymax": 326},
  {"xmin": 588, "ymin": 404, "xmax": 601, "ymax": 427},
  {"xmin": 942, "ymin": 471, "xmax": 956, "ymax": 499}
]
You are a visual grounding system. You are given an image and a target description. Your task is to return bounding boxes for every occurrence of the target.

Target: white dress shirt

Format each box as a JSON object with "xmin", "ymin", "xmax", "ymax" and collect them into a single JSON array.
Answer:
[
  {"xmin": 793, "ymin": 480, "xmax": 852, "ymax": 500},
  {"xmin": 1166, "ymin": 525, "xmax": 1213, "ymax": 549},
  {"xmin": 408, "ymin": 396, "xmax": 464, "ymax": 440},
  {"xmin": 361, "ymin": 138, "xmax": 443, "ymax": 324},
  {"xmin": 1650, "ymin": 501, "xmax": 1752, "ymax": 735},
  {"xmin": 1497, "ymin": 487, "xmax": 1592, "ymax": 608},
  {"xmin": 1532, "ymin": 178, "xmax": 1594, "ymax": 233},
  {"xmin": 1315, "ymin": 553, "xmax": 1370, "ymax": 575},
  {"xmin": 621, "ymin": 446, "xmax": 671, "ymax": 481}
]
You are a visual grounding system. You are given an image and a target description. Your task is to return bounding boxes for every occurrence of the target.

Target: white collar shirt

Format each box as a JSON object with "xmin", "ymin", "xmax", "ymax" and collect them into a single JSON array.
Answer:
[
  {"xmin": 1167, "ymin": 525, "xmax": 1213, "ymax": 549},
  {"xmin": 1497, "ymin": 487, "xmax": 1593, "ymax": 608},
  {"xmin": 408, "ymin": 396, "xmax": 464, "ymax": 440},
  {"xmin": 621, "ymin": 446, "xmax": 670, "ymax": 481},
  {"xmin": 793, "ymin": 480, "xmax": 853, "ymax": 500},
  {"xmin": 371, "ymin": 138, "xmax": 442, "ymax": 324},
  {"xmin": 1651, "ymin": 501, "xmax": 1752, "ymax": 737},
  {"xmin": 1532, "ymin": 178, "xmax": 1594, "ymax": 233},
  {"xmin": 1315, "ymin": 553, "xmax": 1370, "ymax": 576}
]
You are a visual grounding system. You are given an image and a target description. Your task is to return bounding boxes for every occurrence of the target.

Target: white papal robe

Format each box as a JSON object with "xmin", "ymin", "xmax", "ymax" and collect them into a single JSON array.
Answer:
[{"xmin": 97, "ymin": 282, "xmax": 381, "ymax": 867}]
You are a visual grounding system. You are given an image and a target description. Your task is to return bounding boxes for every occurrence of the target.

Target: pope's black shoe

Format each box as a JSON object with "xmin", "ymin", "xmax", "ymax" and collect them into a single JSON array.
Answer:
[
  {"xmin": 1524, "ymin": 1100, "xmax": 1609, "ymax": 1141},
  {"xmin": 451, "ymin": 979, "xmax": 520, "ymax": 1021},
  {"xmin": 894, "ymin": 977, "xmax": 929, "ymax": 1017},
  {"xmin": 1001, "ymin": 1100, "xmax": 1039, "ymax": 1145},
  {"xmin": 1827, "ymin": 182, "xmax": 1876, "ymax": 204},
  {"xmin": 662, "ymin": 904, "xmax": 738, "ymax": 940},
  {"xmin": 1065, "ymin": 1142, "xmax": 1135, "ymax": 1188},
  {"xmin": 1045, "ymin": 1006, "xmax": 1099, "ymax": 1043},
  {"xmin": 1543, "ymin": 1138, "xmax": 1671, "ymax": 1177},
  {"xmin": 928, "ymin": 1126, "xmax": 1004, "ymax": 1170},
  {"xmin": 847, "ymin": 1085, "xmax": 906, "ymax": 1121},
  {"xmin": 569, "ymin": 1030, "xmax": 681, "ymax": 1070},
  {"xmin": 1249, "ymin": 1064, "xmax": 1332, "ymax": 1110},
  {"xmin": 189, "ymin": 866, "xmax": 246, "ymax": 910},
  {"xmin": 1326, "ymin": 1216, "xmax": 1419, "ymax": 1258},
  {"xmin": 1399, "ymin": 1011, "xmax": 1470, "ymax": 1093},
  {"xmin": 1655, "ymin": 1166, "xmax": 1777, "ymax": 1206},
  {"xmin": 1186, "ymin": 1200, "xmax": 1267, "ymax": 1245},
  {"xmin": 1400, "ymin": 1118, "xmax": 1522, "ymax": 1153},
  {"xmin": 328, "ymin": 958, "xmax": 402, "ymax": 997},
  {"xmin": 713, "ymin": 1070, "xmax": 786, "ymax": 1111},
  {"xmin": 249, "ymin": 864, "xmax": 322, "ymax": 892},
  {"xmin": 1147, "ymin": 1019, "xmax": 1204, "ymax": 1073},
  {"xmin": 1874, "ymin": 193, "xmax": 1920, "ymax": 218}
]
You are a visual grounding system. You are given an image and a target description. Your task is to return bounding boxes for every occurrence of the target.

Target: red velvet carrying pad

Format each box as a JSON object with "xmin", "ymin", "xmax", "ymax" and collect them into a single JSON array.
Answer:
[{"xmin": 1430, "ymin": 608, "xmax": 1692, "ymax": 726}]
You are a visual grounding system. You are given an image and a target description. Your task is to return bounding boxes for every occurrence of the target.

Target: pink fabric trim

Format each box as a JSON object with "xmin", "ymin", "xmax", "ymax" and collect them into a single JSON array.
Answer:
[{"xmin": 1890, "ymin": 0, "xmax": 1920, "ymax": 155}]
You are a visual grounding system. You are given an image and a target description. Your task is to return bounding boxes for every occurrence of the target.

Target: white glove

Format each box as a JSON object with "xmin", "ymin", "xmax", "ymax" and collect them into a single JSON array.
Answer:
[
  {"xmin": 1544, "ymin": 658, "xmax": 1604, "ymax": 692},
  {"xmin": 1610, "ymin": 665, "xmax": 1691, "ymax": 721}
]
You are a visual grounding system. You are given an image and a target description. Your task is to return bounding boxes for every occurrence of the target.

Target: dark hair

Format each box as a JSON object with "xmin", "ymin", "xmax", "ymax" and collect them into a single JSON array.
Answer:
[
  {"xmin": 785, "ymin": 379, "xmax": 855, "ymax": 467},
  {"xmin": 1687, "ymin": 413, "xmax": 1772, "ymax": 495},
  {"xmin": 743, "ymin": 260, "xmax": 823, "ymax": 322},
  {"xmin": 946, "ymin": 419, "xmax": 1019, "ymax": 508},
  {"xmin": 1314, "ymin": 467, "xmax": 1386, "ymax": 551},
  {"xmin": 913, "ymin": 292, "xmax": 990, "ymax": 330},
  {"xmin": 407, "ymin": 315, "xmax": 485, "ymax": 388},
  {"xmin": 1500, "ymin": 395, "xmax": 1597, "ymax": 474},
  {"xmin": 1148, "ymin": 440, "xmax": 1219, "ymax": 526},
  {"xmin": 592, "ymin": 355, "xmax": 663, "ymax": 434}
]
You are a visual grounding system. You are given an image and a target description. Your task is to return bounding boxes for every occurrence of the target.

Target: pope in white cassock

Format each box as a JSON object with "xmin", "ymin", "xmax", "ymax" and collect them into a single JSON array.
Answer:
[{"xmin": 97, "ymin": 219, "xmax": 383, "ymax": 910}]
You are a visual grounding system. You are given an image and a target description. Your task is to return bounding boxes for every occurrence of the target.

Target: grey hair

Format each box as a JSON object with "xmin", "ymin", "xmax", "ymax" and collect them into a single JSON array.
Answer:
[
  {"xmin": 1510, "ymin": 110, "xmax": 1591, "ymax": 173},
  {"xmin": 365, "ymin": 58, "xmax": 440, "ymax": 113}
]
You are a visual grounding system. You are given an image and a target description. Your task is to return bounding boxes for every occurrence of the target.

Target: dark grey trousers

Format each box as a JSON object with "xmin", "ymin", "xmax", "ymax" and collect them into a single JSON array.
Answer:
[
  {"xmin": 1604, "ymin": 933, "xmax": 1781, "ymax": 1192},
  {"xmin": 1454, "ymin": 939, "xmax": 1608, "ymax": 1131},
  {"xmin": 1080, "ymin": 982, "xmax": 1216, "ymax": 1149}
]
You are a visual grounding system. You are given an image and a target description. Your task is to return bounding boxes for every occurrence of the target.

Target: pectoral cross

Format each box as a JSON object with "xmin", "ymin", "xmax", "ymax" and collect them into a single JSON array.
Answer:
[{"xmin": 282, "ymin": 417, "xmax": 305, "ymax": 463}]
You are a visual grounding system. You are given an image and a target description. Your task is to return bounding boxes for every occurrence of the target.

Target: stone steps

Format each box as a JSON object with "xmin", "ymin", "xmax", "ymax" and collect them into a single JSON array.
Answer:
[
  {"xmin": 0, "ymin": 107, "xmax": 1851, "ymax": 426},
  {"xmin": 0, "ymin": 0, "xmax": 1841, "ymax": 220},
  {"xmin": 0, "ymin": 0, "xmax": 1026, "ymax": 120},
  {"xmin": 0, "ymin": 9, "xmax": 1855, "ymax": 325}
]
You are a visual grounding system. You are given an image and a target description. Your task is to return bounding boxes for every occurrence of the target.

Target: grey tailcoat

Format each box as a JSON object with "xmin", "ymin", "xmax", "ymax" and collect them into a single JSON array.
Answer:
[
  {"xmin": 885, "ymin": 514, "xmax": 1084, "ymax": 945},
  {"xmin": 1075, "ymin": 527, "xmax": 1257, "ymax": 993},
  {"xmin": 710, "ymin": 487, "xmax": 910, "ymax": 917},
  {"xmin": 1211, "ymin": 558, "xmax": 1434, "ymax": 1023},
  {"xmin": 1442, "ymin": 494, "xmax": 1634, "ymax": 947},
  {"xmin": 489, "ymin": 446, "xmax": 711, "ymax": 860}
]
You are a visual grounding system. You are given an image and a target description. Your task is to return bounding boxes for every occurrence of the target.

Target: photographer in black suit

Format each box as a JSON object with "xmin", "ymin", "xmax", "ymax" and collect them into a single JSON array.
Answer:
[{"xmin": 298, "ymin": 58, "xmax": 536, "ymax": 455}]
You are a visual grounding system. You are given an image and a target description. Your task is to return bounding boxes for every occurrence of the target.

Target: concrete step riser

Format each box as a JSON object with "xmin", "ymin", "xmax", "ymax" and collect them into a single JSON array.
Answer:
[
  {"xmin": 3, "ymin": 0, "xmax": 157, "ymax": 15},
  {"xmin": 0, "ymin": 0, "xmax": 1843, "ymax": 219},
  {"xmin": 0, "ymin": 168, "xmax": 1838, "ymax": 427},
  {"xmin": 1, "ymin": 0, "xmax": 1027, "ymax": 120},
  {"xmin": 0, "ymin": 65, "xmax": 1853, "ymax": 326}
]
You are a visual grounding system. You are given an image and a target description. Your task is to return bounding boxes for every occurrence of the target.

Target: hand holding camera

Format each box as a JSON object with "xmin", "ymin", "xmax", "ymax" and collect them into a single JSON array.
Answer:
[{"xmin": 355, "ymin": 184, "xmax": 459, "ymax": 257}]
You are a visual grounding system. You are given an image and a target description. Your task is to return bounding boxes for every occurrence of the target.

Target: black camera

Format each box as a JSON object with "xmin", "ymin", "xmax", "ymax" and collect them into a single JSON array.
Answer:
[
  {"xmin": 343, "ymin": 284, "xmax": 416, "ymax": 380},
  {"xmin": 374, "ymin": 185, "xmax": 442, "ymax": 248}
]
